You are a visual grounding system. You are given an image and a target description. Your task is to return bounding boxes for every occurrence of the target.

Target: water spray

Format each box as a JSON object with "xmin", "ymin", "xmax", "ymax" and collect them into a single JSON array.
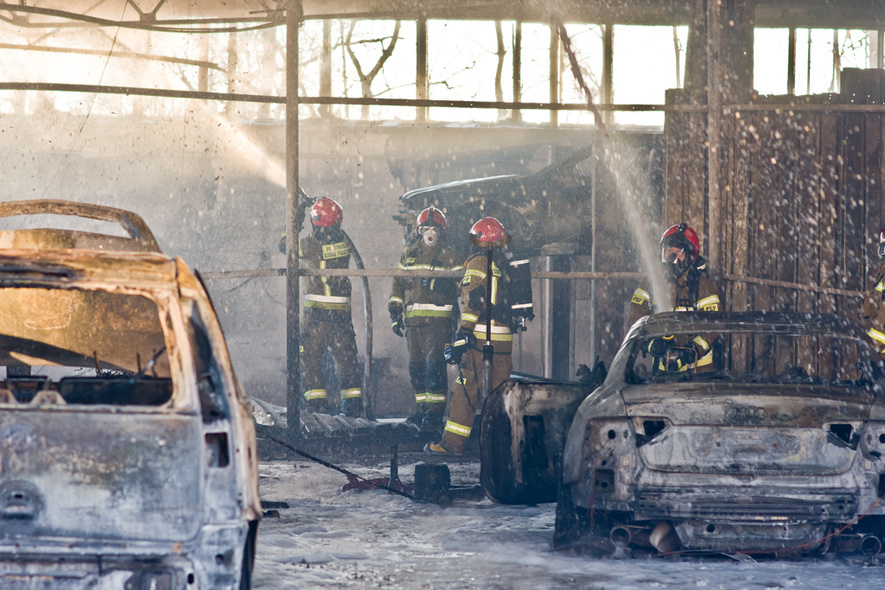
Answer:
[{"xmin": 550, "ymin": 10, "xmax": 672, "ymax": 311}]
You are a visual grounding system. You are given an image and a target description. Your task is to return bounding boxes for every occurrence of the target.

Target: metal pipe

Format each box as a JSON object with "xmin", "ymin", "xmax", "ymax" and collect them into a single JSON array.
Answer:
[
  {"xmin": 284, "ymin": 0, "xmax": 302, "ymax": 436},
  {"xmin": 343, "ymin": 231, "xmax": 373, "ymax": 420},
  {"xmin": 861, "ymin": 534, "xmax": 882, "ymax": 556},
  {"xmin": 609, "ymin": 526, "xmax": 632, "ymax": 548}
]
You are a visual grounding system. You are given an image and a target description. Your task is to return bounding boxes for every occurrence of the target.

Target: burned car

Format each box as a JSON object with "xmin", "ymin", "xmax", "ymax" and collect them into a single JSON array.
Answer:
[
  {"xmin": 395, "ymin": 140, "xmax": 662, "ymax": 256},
  {"xmin": 554, "ymin": 311, "xmax": 885, "ymax": 556},
  {"xmin": 0, "ymin": 200, "xmax": 261, "ymax": 588},
  {"xmin": 397, "ymin": 146, "xmax": 596, "ymax": 256}
]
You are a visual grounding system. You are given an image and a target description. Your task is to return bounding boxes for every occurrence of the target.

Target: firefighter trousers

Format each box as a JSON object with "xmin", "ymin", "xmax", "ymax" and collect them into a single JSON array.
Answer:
[
  {"xmin": 406, "ymin": 323, "xmax": 450, "ymax": 414},
  {"xmin": 300, "ymin": 308, "xmax": 362, "ymax": 412},
  {"xmin": 441, "ymin": 340, "xmax": 512, "ymax": 453}
]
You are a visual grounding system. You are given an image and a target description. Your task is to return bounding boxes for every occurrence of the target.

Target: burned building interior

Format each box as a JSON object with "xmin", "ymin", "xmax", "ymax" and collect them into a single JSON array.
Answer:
[
  {"xmin": 4, "ymin": 0, "xmax": 885, "ymax": 581},
  {"xmin": 3, "ymin": 0, "xmax": 881, "ymax": 427}
]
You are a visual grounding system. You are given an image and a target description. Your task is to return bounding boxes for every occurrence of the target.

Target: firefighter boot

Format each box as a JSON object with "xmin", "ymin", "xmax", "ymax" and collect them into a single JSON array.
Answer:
[
  {"xmin": 341, "ymin": 396, "xmax": 364, "ymax": 418},
  {"xmin": 421, "ymin": 407, "xmax": 445, "ymax": 438},
  {"xmin": 406, "ymin": 404, "xmax": 426, "ymax": 427},
  {"xmin": 306, "ymin": 397, "xmax": 329, "ymax": 414}
]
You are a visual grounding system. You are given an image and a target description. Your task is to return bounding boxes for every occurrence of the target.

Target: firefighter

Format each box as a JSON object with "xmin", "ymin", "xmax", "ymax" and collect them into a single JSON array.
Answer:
[
  {"xmin": 861, "ymin": 225, "xmax": 885, "ymax": 359},
  {"xmin": 425, "ymin": 217, "xmax": 516, "ymax": 456},
  {"xmin": 388, "ymin": 207, "xmax": 463, "ymax": 433},
  {"xmin": 629, "ymin": 223, "xmax": 722, "ymax": 373},
  {"xmin": 299, "ymin": 197, "xmax": 363, "ymax": 417}
]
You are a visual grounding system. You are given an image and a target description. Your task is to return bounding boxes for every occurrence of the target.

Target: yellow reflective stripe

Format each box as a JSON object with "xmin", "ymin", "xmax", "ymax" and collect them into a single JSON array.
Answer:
[
  {"xmin": 445, "ymin": 421, "xmax": 472, "ymax": 437},
  {"xmin": 400, "ymin": 264, "xmax": 446, "ymax": 270},
  {"xmin": 306, "ymin": 294, "xmax": 350, "ymax": 303},
  {"xmin": 472, "ymin": 330, "xmax": 513, "ymax": 342},
  {"xmin": 305, "ymin": 300, "xmax": 350, "ymax": 310},
  {"xmin": 405, "ymin": 309, "xmax": 452, "ymax": 318},
  {"xmin": 341, "ymin": 388, "xmax": 362, "ymax": 399},
  {"xmin": 491, "ymin": 275, "xmax": 498, "ymax": 305},
  {"xmin": 631, "ymin": 288, "xmax": 650, "ymax": 305},
  {"xmin": 693, "ymin": 336, "xmax": 710, "ymax": 351},
  {"xmin": 465, "ymin": 269, "xmax": 486, "ymax": 280},
  {"xmin": 693, "ymin": 352, "xmax": 713, "ymax": 367},
  {"xmin": 868, "ymin": 328, "xmax": 885, "ymax": 346},
  {"xmin": 660, "ymin": 359, "xmax": 689, "ymax": 372},
  {"xmin": 674, "ymin": 306, "xmax": 691, "ymax": 312},
  {"xmin": 407, "ymin": 303, "xmax": 453, "ymax": 312},
  {"xmin": 389, "ymin": 296, "xmax": 404, "ymax": 305},
  {"xmin": 425, "ymin": 393, "xmax": 447, "ymax": 403},
  {"xmin": 696, "ymin": 295, "xmax": 721, "ymax": 311},
  {"xmin": 462, "ymin": 313, "xmax": 479, "ymax": 323},
  {"xmin": 304, "ymin": 389, "xmax": 327, "ymax": 400},
  {"xmin": 415, "ymin": 393, "xmax": 427, "ymax": 402},
  {"xmin": 474, "ymin": 323, "xmax": 512, "ymax": 334}
]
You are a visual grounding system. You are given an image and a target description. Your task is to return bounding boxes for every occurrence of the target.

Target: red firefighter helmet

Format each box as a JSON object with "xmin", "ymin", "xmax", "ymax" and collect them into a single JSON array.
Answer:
[
  {"xmin": 660, "ymin": 223, "xmax": 700, "ymax": 263},
  {"xmin": 469, "ymin": 217, "xmax": 509, "ymax": 249},
  {"xmin": 416, "ymin": 206, "xmax": 447, "ymax": 230},
  {"xmin": 310, "ymin": 197, "xmax": 343, "ymax": 227}
]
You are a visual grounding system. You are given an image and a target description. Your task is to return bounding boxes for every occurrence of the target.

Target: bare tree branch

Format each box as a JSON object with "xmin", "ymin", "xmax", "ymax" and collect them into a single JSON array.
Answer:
[
  {"xmin": 495, "ymin": 21, "xmax": 507, "ymax": 120},
  {"xmin": 345, "ymin": 20, "xmax": 401, "ymax": 119}
]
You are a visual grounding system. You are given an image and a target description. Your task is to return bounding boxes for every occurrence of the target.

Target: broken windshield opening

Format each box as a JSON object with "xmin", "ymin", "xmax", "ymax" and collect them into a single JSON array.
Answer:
[
  {"xmin": 628, "ymin": 332, "xmax": 881, "ymax": 389},
  {"xmin": 0, "ymin": 287, "xmax": 172, "ymax": 406}
]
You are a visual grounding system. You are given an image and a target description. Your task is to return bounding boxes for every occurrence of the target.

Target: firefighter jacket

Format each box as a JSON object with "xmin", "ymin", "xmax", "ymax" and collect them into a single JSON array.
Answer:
[
  {"xmin": 460, "ymin": 249, "xmax": 516, "ymax": 343},
  {"xmin": 861, "ymin": 260, "xmax": 885, "ymax": 356},
  {"xmin": 299, "ymin": 233, "xmax": 352, "ymax": 311},
  {"xmin": 388, "ymin": 241, "xmax": 463, "ymax": 327},
  {"xmin": 628, "ymin": 263, "xmax": 722, "ymax": 370}
]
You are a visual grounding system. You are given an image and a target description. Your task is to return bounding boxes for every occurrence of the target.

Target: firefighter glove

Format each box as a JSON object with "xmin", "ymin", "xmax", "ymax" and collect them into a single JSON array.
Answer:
[
  {"xmin": 389, "ymin": 305, "xmax": 405, "ymax": 337},
  {"xmin": 648, "ymin": 335, "xmax": 675, "ymax": 357},
  {"xmin": 444, "ymin": 327, "xmax": 475, "ymax": 365}
]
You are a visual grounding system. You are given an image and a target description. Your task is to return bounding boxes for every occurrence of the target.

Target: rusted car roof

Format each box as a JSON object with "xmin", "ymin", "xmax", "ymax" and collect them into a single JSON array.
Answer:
[{"xmin": 0, "ymin": 199, "xmax": 160, "ymax": 252}]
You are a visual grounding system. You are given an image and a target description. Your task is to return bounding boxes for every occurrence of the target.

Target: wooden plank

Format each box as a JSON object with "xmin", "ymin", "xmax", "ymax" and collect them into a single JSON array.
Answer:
[
  {"xmin": 818, "ymin": 96, "xmax": 841, "ymax": 377},
  {"xmin": 864, "ymin": 70, "xmax": 885, "ymax": 291},
  {"xmin": 841, "ymin": 69, "xmax": 867, "ymax": 301},
  {"xmin": 795, "ymin": 106, "xmax": 822, "ymax": 371},
  {"xmin": 728, "ymin": 106, "xmax": 751, "ymax": 372},
  {"xmin": 687, "ymin": 110, "xmax": 707, "ymax": 239}
]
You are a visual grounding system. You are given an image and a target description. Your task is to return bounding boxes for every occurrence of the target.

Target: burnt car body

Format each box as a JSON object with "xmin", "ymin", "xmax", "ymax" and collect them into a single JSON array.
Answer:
[
  {"xmin": 0, "ymin": 200, "xmax": 261, "ymax": 588},
  {"xmin": 553, "ymin": 311, "xmax": 885, "ymax": 556}
]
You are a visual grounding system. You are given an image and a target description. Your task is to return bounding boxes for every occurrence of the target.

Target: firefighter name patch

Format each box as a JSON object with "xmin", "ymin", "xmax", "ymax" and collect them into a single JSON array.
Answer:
[{"xmin": 322, "ymin": 242, "xmax": 350, "ymax": 259}]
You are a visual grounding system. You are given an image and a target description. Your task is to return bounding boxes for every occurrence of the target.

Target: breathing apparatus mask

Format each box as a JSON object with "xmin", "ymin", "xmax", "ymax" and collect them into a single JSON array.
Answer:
[
  {"xmin": 420, "ymin": 226, "xmax": 440, "ymax": 248},
  {"xmin": 662, "ymin": 247, "xmax": 691, "ymax": 282}
]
